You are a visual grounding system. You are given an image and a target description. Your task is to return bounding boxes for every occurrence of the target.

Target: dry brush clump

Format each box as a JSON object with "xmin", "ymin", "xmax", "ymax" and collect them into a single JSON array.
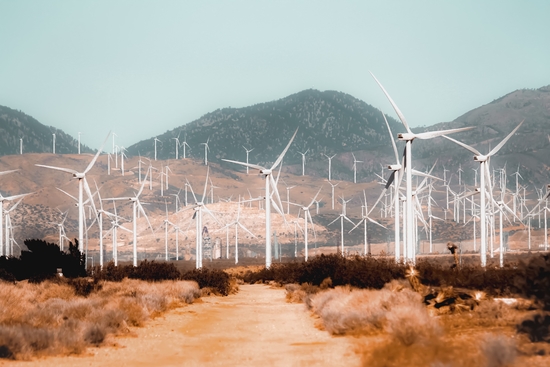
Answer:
[{"xmin": 0, "ymin": 278, "xmax": 200, "ymax": 360}]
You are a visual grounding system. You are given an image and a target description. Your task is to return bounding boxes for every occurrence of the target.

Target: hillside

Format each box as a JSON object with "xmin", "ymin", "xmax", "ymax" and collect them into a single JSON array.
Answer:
[
  {"xmin": 126, "ymin": 89, "xmax": 403, "ymax": 181},
  {"xmin": 0, "ymin": 105, "xmax": 92, "ymax": 156}
]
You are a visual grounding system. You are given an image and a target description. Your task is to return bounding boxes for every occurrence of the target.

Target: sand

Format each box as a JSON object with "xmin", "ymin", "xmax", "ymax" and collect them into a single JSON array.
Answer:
[{"xmin": 2, "ymin": 285, "xmax": 362, "ymax": 367}]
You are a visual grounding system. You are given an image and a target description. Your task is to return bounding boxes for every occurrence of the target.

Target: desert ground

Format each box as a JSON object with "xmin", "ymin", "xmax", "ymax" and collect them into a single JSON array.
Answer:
[{"xmin": 1, "ymin": 284, "xmax": 362, "ymax": 367}]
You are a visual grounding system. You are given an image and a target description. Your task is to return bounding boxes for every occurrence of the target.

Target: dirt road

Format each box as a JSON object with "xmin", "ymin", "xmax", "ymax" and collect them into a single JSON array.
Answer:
[{"xmin": 4, "ymin": 285, "xmax": 362, "ymax": 367}]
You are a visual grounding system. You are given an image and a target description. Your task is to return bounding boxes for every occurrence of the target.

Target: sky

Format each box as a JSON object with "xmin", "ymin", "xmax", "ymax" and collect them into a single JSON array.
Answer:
[{"xmin": 1, "ymin": 1, "xmax": 549, "ymax": 149}]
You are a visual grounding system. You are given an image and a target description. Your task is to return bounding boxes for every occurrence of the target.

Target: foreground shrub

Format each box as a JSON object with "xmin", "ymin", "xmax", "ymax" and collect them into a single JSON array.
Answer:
[
  {"xmin": 0, "ymin": 240, "xmax": 85, "ymax": 282},
  {"xmin": 310, "ymin": 286, "xmax": 441, "ymax": 341},
  {"xmin": 0, "ymin": 278, "xmax": 200, "ymax": 359}
]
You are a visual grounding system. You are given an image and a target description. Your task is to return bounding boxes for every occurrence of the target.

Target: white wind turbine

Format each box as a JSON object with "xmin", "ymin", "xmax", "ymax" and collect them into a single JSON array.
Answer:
[
  {"xmin": 19, "ymin": 138, "xmax": 23, "ymax": 155},
  {"xmin": 183, "ymin": 168, "xmax": 219, "ymax": 268},
  {"xmin": 201, "ymin": 138, "xmax": 210, "ymax": 166},
  {"xmin": 442, "ymin": 120, "xmax": 524, "ymax": 267},
  {"xmin": 290, "ymin": 187, "xmax": 322, "ymax": 261},
  {"xmin": 182, "ymin": 135, "xmax": 191, "ymax": 159},
  {"xmin": 328, "ymin": 196, "xmax": 355, "ymax": 256},
  {"xmin": 103, "ymin": 201, "xmax": 132, "ymax": 266},
  {"xmin": 219, "ymin": 199, "xmax": 256, "ymax": 264},
  {"xmin": 243, "ymin": 146, "xmax": 254, "ymax": 174},
  {"xmin": 172, "ymin": 134, "xmax": 181, "ymax": 160},
  {"xmin": 3, "ymin": 197, "xmax": 27, "ymax": 256},
  {"xmin": 154, "ymin": 137, "xmax": 162, "ymax": 161},
  {"xmin": 104, "ymin": 171, "xmax": 154, "ymax": 267},
  {"xmin": 528, "ymin": 184, "xmax": 550, "ymax": 251},
  {"xmin": 350, "ymin": 191, "xmax": 386, "ymax": 256},
  {"xmin": 282, "ymin": 180, "xmax": 296, "ymax": 215},
  {"xmin": 327, "ymin": 180, "xmax": 340, "ymax": 210},
  {"xmin": 77, "ymin": 132, "xmax": 82, "ymax": 154},
  {"xmin": 371, "ymin": 72, "xmax": 474, "ymax": 264},
  {"xmin": 352, "ymin": 153, "xmax": 362, "ymax": 184},
  {"xmin": 51, "ymin": 210, "xmax": 70, "ymax": 251},
  {"xmin": 223, "ymin": 129, "xmax": 298, "ymax": 268},
  {"xmin": 298, "ymin": 149, "xmax": 309, "ymax": 176},
  {"xmin": 52, "ymin": 133, "xmax": 56, "ymax": 154},
  {"xmin": 36, "ymin": 133, "xmax": 110, "ymax": 251},
  {"xmin": 323, "ymin": 154, "xmax": 337, "ymax": 181}
]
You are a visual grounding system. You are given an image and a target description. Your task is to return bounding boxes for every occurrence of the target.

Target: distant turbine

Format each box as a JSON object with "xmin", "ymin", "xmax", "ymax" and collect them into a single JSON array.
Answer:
[
  {"xmin": 243, "ymin": 146, "xmax": 254, "ymax": 174},
  {"xmin": 371, "ymin": 72, "xmax": 474, "ymax": 264},
  {"xmin": 201, "ymin": 138, "xmax": 210, "ymax": 166},
  {"xmin": 154, "ymin": 137, "xmax": 162, "ymax": 161},
  {"xmin": 36, "ymin": 133, "xmax": 110, "ymax": 251},
  {"xmin": 323, "ymin": 153, "xmax": 337, "ymax": 181},
  {"xmin": 52, "ymin": 133, "xmax": 56, "ymax": 154},
  {"xmin": 298, "ymin": 149, "xmax": 309, "ymax": 176},
  {"xmin": 352, "ymin": 153, "xmax": 362, "ymax": 184},
  {"xmin": 223, "ymin": 129, "xmax": 298, "ymax": 268},
  {"xmin": 442, "ymin": 120, "xmax": 524, "ymax": 267}
]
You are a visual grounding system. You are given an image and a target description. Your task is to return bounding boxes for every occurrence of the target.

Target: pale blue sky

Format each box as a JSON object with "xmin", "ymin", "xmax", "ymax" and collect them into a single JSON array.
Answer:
[{"xmin": 1, "ymin": 1, "xmax": 548, "ymax": 149}]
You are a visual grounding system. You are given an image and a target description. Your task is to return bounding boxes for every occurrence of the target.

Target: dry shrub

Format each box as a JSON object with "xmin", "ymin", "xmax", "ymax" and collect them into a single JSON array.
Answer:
[
  {"xmin": 285, "ymin": 284, "xmax": 306, "ymax": 303},
  {"xmin": 362, "ymin": 332, "xmax": 516, "ymax": 367},
  {"xmin": 0, "ymin": 278, "xmax": 200, "ymax": 359},
  {"xmin": 311, "ymin": 285, "xmax": 441, "ymax": 340}
]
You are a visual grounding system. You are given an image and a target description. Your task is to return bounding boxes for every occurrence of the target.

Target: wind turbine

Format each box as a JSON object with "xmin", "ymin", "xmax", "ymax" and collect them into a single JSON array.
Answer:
[
  {"xmin": 371, "ymin": 72, "xmax": 474, "ymax": 264},
  {"xmin": 172, "ymin": 134, "xmax": 181, "ymax": 160},
  {"xmin": 327, "ymin": 181, "xmax": 340, "ymax": 210},
  {"xmin": 243, "ymin": 146, "xmax": 254, "ymax": 174},
  {"xmin": 442, "ymin": 120, "xmax": 524, "ymax": 267},
  {"xmin": 182, "ymin": 134, "xmax": 190, "ymax": 159},
  {"xmin": 350, "ymin": 191, "xmax": 386, "ymax": 256},
  {"xmin": 290, "ymin": 187, "xmax": 322, "ymax": 261},
  {"xmin": 36, "ymin": 133, "xmax": 110, "ymax": 251},
  {"xmin": 103, "ymin": 200, "xmax": 132, "ymax": 266},
  {"xmin": 282, "ymin": 180, "xmax": 296, "ymax": 215},
  {"xmin": 323, "ymin": 154, "xmax": 337, "ymax": 181},
  {"xmin": 154, "ymin": 137, "xmax": 162, "ymax": 161},
  {"xmin": 183, "ymin": 168, "xmax": 220, "ymax": 268},
  {"xmin": 104, "ymin": 171, "xmax": 154, "ymax": 266},
  {"xmin": 218, "ymin": 199, "xmax": 256, "ymax": 264},
  {"xmin": 223, "ymin": 129, "xmax": 298, "ymax": 268},
  {"xmin": 52, "ymin": 133, "xmax": 56, "ymax": 154},
  {"xmin": 298, "ymin": 149, "xmax": 309, "ymax": 176},
  {"xmin": 351, "ymin": 153, "xmax": 362, "ymax": 184},
  {"xmin": 78, "ymin": 132, "xmax": 82, "ymax": 154},
  {"xmin": 329, "ymin": 196, "xmax": 354, "ymax": 256},
  {"xmin": 3, "ymin": 197, "xmax": 28, "ymax": 256},
  {"xmin": 201, "ymin": 138, "xmax": 210, "ymax": 166},
  {"xmin": 19, "ymin": 138, "xmax": 23, "ymax": 155}
]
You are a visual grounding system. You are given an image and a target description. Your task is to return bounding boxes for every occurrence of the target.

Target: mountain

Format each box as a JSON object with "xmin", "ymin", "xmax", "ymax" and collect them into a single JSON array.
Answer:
[
  {"xmin": 412, "ymin": 85, "xmax": 550, "ymax": 185},
  {"xmin": 0, "ymin": 105, "xmax": 92, "ymax": 156},
  {"xmin": 127, "ymin": 86, "xmax": 550, "ymax": 185},
  {"xmin": 126, "ymin": 89, "xmax": 403, "ymax": 180}
]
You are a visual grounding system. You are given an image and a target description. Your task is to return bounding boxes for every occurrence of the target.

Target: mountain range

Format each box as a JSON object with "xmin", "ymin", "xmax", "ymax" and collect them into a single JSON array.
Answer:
[{"xmin": 2, "ymin": 84, "xmax": 550, "ymax": 186}]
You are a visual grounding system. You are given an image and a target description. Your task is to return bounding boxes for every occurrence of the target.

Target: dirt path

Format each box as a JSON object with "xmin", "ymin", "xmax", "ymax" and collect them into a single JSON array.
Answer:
[{"xmin": 4, "ymin": 285, "xmax": 362, "ymax": 367}]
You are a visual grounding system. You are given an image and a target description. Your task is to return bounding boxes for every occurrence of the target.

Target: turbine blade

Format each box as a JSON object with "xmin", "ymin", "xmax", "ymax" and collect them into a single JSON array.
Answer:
[
  {"xmin": 415, "ymin": 126, "xmax": 474, "ymax": 140},
  {"xmin": 487, "ymin": 120, "xmax": 524, "ymax": 157},
  {"xmin": 222, "ymin": 159, "xmax": 265, "ymax": 171},
  {"xmin": 441, "ymin": 135, "xmax": 481, "ymax": 155},
  {"xmin": 36, "ymin": 164, "xmax": 78, "ymax": 175},
  {"xmin": 271, "ymin": 128, "xmax": 299, "ymax": 170},
  {"xmin": 370, "ymin": 72, "xmax": 411, "ymax": 133},
  {"xmin": 84, "ymin": 131, "xmax": 111, "ymax": 174}
]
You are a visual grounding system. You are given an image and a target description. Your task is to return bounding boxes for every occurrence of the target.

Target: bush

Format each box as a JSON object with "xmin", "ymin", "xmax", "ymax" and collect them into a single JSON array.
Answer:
[
  {"xmin": 0, "ymin": 240, "xmax": 86, "ymax": 282},
  {"xmin": 181, "ymin": 268, "xmax": 231, "ymax": 296}
]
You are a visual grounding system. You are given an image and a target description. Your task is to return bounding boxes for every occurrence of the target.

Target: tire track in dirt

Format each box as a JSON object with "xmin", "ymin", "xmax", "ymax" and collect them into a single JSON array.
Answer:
[{"xmin": 3, "ymin": 285, "xmax": 361, "ymax": 367}]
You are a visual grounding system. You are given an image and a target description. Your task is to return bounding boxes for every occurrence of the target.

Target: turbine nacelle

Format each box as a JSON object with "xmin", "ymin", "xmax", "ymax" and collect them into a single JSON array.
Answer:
[
  {"xmin": 397, "ymin": 133, "xmax": 415, "ymax": 141},
  {"xmin": 388, "ymin": 164, "xmax": 402, "ymax": 171},
  {"xmin": 260, "ymin": 169, "xmax": 272, "ymax": 175},
  {"xmin": 73, "ymin": 173, "xmax": 85, "ymax": 179},
  {"xmin": 473, "ymin": 155, "xmax": 488, "ymax": 162}
]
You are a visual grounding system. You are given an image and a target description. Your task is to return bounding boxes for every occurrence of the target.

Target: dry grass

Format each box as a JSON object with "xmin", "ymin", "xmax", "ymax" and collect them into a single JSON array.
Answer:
[
  {"xmin": 310, "ymin": 285, "xmax": 442, "ymax": 340},
  {"xmin": 0, "ymin": 278, "xmax": 200, "ymax": 360}
]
